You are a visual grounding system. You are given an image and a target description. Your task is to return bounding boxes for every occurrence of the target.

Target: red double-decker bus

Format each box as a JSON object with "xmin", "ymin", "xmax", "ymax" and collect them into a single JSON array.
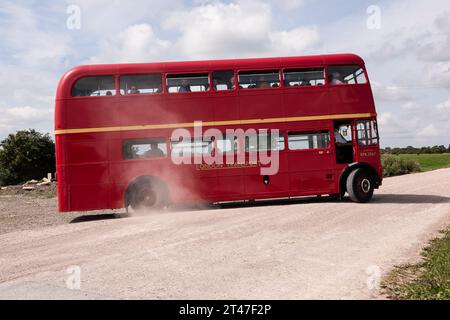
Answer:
[{"xmin": 55, "ymin": 54, "xmax": 382, "ymax": 212}]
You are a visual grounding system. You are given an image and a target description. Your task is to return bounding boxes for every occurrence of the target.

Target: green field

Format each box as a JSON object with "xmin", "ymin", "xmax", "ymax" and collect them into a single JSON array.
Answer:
[{"xmin": 397, "ymin": 153, "xmax": 450, "ymax": 172}]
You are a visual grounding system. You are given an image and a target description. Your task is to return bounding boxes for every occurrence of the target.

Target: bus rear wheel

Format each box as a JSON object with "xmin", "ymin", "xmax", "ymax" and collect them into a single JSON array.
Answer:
[
  {"xmin": 126, "ymin": 178, "xmax": 168, "ymax": 213},
  {"xmin": 346, "ymin": 168, "xmax": 374, "ymax": 203}
]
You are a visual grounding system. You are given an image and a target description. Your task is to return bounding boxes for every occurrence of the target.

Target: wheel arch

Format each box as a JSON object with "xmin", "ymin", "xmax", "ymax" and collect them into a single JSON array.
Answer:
[{"xmin": 339, "ymin": 162, "xmax": 382, "ymax": 196}]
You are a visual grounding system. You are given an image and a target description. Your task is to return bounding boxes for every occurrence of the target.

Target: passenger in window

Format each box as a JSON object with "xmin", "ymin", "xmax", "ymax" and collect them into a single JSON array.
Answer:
[
  {"xmin": 230, "ymin": 77, "xmax": 243, "ymax": 89},
  {"xmin": 300, "ymin": 81, "xmax": 311, "ymax": 86},
  {"xmin": 155, "ymin": 85, "xmax": 163, "ymax": 93},
  {"xmin": 334, "ymin": 129, "xmax": 349, "ymax": 145},
  {"xmin": 179, "ymin": 79, "xmax": 191, "ymax": 92},
  {"xmin": 211, "ymin": 79, "xmax": 219, "ymax": 91},
  {"xmin": 257, "ymin": 81, "xmax": 270, "ymax": 88},
  {"xmin": 272, "ymin": 83, "xmax": 279, "ymax": 88},
  {"xmin": 144, "ymin": 141, "xmax": 165, "ymax": 158},
  {"xmin": 129, "ymin": 86, "xmax": 140, "ymax": 94},
  {"xmin": 330, "ymin": 72, "xmax": 344, "ymax": 85},
  {"xmin": 229, "ymin": 77, "xmax": 236, "ymax": 89}
]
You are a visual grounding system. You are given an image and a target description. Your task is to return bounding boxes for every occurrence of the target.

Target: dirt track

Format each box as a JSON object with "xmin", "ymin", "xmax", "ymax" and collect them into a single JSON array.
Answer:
[{"xmin": 0, "ymin": 169, "xmax": 449, "ymax": 299}]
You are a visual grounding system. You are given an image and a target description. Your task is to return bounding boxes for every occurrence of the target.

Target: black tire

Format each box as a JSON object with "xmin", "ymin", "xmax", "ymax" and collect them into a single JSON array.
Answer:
[
  {"xmin": 346, "ymin": 168, "xmax": 374, "ymax": 203},
  {"xmin": 127, "ymin": 178, "xmax": 168, "ymax": 213}
]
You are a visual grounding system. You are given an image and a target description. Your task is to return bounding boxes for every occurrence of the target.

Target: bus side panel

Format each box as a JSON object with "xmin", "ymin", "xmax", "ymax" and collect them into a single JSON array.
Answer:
[
  {"xmin": 55, "ymin": 135, "xmax": 69, "ymax": 212},
  {"xmin": 283, "ymin": 86, "xmax": 329, "ymax": 117},
  {"xmin": 61, "ymin": 136, "xmax": 111, "ymax": 211},
  {"xmin": 328, "ymin": 84, "xmax": 376, "ymax": 115}
]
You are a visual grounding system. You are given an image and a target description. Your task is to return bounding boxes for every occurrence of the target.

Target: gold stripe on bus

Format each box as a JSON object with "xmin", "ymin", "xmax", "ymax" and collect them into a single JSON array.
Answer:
[{"xmin": 54, "ymin": 113, "xmax": 375, "ymax": 135}]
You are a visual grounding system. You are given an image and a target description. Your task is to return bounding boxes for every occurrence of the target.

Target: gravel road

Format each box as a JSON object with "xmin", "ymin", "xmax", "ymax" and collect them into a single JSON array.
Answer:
[{"xmin": 0, "ymin": 169, "xmax": 449, "ymax": 299}]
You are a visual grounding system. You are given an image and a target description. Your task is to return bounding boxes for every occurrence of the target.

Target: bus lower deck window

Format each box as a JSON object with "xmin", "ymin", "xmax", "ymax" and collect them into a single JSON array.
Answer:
[
  {"xmin": 357, "ymin": 120, "xmax": 379, "ymax": 146},
  {"xmin": 123, "ymin": 139, "xmax": 167, "ymax": 159},
  {"xmin": 170, "ymin": 138, "xmax": 213, "ymax": 158},
  {"xmin": 288, "ymin": 131, "xmax": 330, "ymax": 150},
  {"xmin": 245, "ymin": 132, "xmax": 285, "ymax": 152}
]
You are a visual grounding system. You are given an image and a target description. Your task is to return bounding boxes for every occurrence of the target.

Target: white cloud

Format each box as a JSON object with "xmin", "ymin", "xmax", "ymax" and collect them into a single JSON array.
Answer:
[
  {"xmin": 278, "ymin": 0, "xmax": 305, "ymax": 10},
  {"xmin": 417, "ymin": 124, "xmax": 439, "ymax": 138},
  {"xmin": 0, "ymin": 2, "xmax": 71, "ymax": 67},
  {"xmin": 0, "ymin": 106, "xmax": 53, "ymax": 137},
  {"xmin": 5, "ymin": 106, "xmax": 52, "ymax": 121},
  {"xmin": 269, "ymin": 26, "xmax": 320, "ymax": 55},
  {"xmin": 90, "ymin": 24, "xmax": 171, "ymax": 63},
  {"xmin": 371, "ymin": 82, "xmax": 412, "ymax": 102},
  {"xmin": 163, "ymin": 1, "xmax": 319, "ymax": 59},
  {"xmin": 436, "ymin": 98, "xmax": 450, "ymax": 110},
  {"xmin": 426, "ymin": 62, "xmax": 450, "ymax": 88}
]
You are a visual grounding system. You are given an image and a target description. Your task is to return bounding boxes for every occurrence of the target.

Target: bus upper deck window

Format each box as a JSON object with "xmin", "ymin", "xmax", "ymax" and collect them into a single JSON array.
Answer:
[
  {"xmin": 71, "ymin": 76, "xmax": 116, "ymax": 97},
  {"xmin": 166, "ymin": 73, "xmax": 209, "ymax": 93},
  {"xmin": 120, "ymin": 74, "xmax": 162, "ymax": 95},
  {"xmin": 238, "ymin": 70, "xmax": 280, "ymax": 89},
  {"xmin": 283, "ymin": 68, "xmax": 325, "ymax": 87},
  {"xmin": 328, "ymin": 65, "xmax": 367, "ymax": 85},
  {"xmin": 212, "ymin": 70, "xmax": 235, "ymax": 91}
]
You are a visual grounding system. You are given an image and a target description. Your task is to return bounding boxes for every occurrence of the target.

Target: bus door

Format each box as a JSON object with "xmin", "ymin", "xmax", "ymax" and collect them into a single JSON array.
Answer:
[
  {"xmin": 287, "ymin": 128, "xmax": 336, "ymax": 196},
  {"xmin": 214, "ymin": 135, "xmax": 245, "ymax": 201},
  {"xmin": 334, "ymin": 121, "xmax": 354, "ymax": 164},
  {"xmin": 243, "ymin": 129, "xmax": 290, "ymax": 200},
  {"xmin": 353, "ymin": 119, "xmax": 380, "ymax": 167}
]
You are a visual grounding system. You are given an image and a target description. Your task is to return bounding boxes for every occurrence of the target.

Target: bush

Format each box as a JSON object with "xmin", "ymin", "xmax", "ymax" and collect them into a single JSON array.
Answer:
[
  {"xmin": 0, "ymin": 129, "xmax": 55, "ymax": 186},
  {"xmin": 382, "ymin": 154, "xmax": 421, "ymax": 177}
]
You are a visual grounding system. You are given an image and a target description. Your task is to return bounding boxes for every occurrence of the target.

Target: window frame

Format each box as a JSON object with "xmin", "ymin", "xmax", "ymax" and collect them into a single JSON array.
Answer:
[
  {"xmin": 165, "ymin": 72, "xmax": 211, "ymax": 94},
  {"xmin": 244, "ymin": 131, "xmax": 286, "ymax": 153},
  {"xmin": 326, "ymin": 64, "xmax": 369, "ymax": 86},
  {"xmin": 123, "ymin": 138, "xmax": 168, "ymax": 160},
  {"xmin": 287, "ymin": 130, "xmax": 331, "ymax": 152},
  {"xmin": 356, "ymin": 119, "xmax": 379, "ymax": 146},
  {"xmin": 170, "ymin": 136, "xmax": 214, "ymax": 158},
  {"xmin": 211, "ymin": 70, "xmax": 237, "ymax": 92},
  {"xmin": 119, "ymin": 73, "xmax": 164, "ymax": 96},
  {"xmin": 282, "ymin": 67, "xmax": 326, "ymax": 89},
  {"xmin": 71, "ymin": 75, "xmax": 118, "ymax": 99},
  {"xmin": 236, "ymin": 68, "xmax": 282, "ymax": 91}
]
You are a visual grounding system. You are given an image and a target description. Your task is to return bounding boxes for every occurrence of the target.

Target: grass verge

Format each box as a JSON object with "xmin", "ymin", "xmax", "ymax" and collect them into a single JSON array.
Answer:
[{"xmin": 382, "ymin": 229, "xmax": 450, "ymax": 300}]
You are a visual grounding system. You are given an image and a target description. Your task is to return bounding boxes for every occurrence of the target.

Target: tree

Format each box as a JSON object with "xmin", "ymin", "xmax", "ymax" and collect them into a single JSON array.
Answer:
[{"xmin": 0, "ymin": 129, "xmax": 55, "ymax": 186}]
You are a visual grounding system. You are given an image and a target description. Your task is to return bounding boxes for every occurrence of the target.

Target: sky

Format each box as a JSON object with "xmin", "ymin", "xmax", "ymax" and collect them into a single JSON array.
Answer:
[{"xmin": 0, "ymin": 0, "xmax": 449, "ymax": 147}]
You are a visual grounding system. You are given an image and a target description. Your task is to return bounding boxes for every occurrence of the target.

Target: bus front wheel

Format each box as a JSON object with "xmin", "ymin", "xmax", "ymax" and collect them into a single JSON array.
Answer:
[{"xmin": 346, "ymin": 168, "xmax": 374, "ymax": 203}]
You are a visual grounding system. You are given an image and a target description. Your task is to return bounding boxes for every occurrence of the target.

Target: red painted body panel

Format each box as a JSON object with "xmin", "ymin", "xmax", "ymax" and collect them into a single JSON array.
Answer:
[{"xmin": 55, "ymin": 54, "xmax": 382, "ymax": 212}]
